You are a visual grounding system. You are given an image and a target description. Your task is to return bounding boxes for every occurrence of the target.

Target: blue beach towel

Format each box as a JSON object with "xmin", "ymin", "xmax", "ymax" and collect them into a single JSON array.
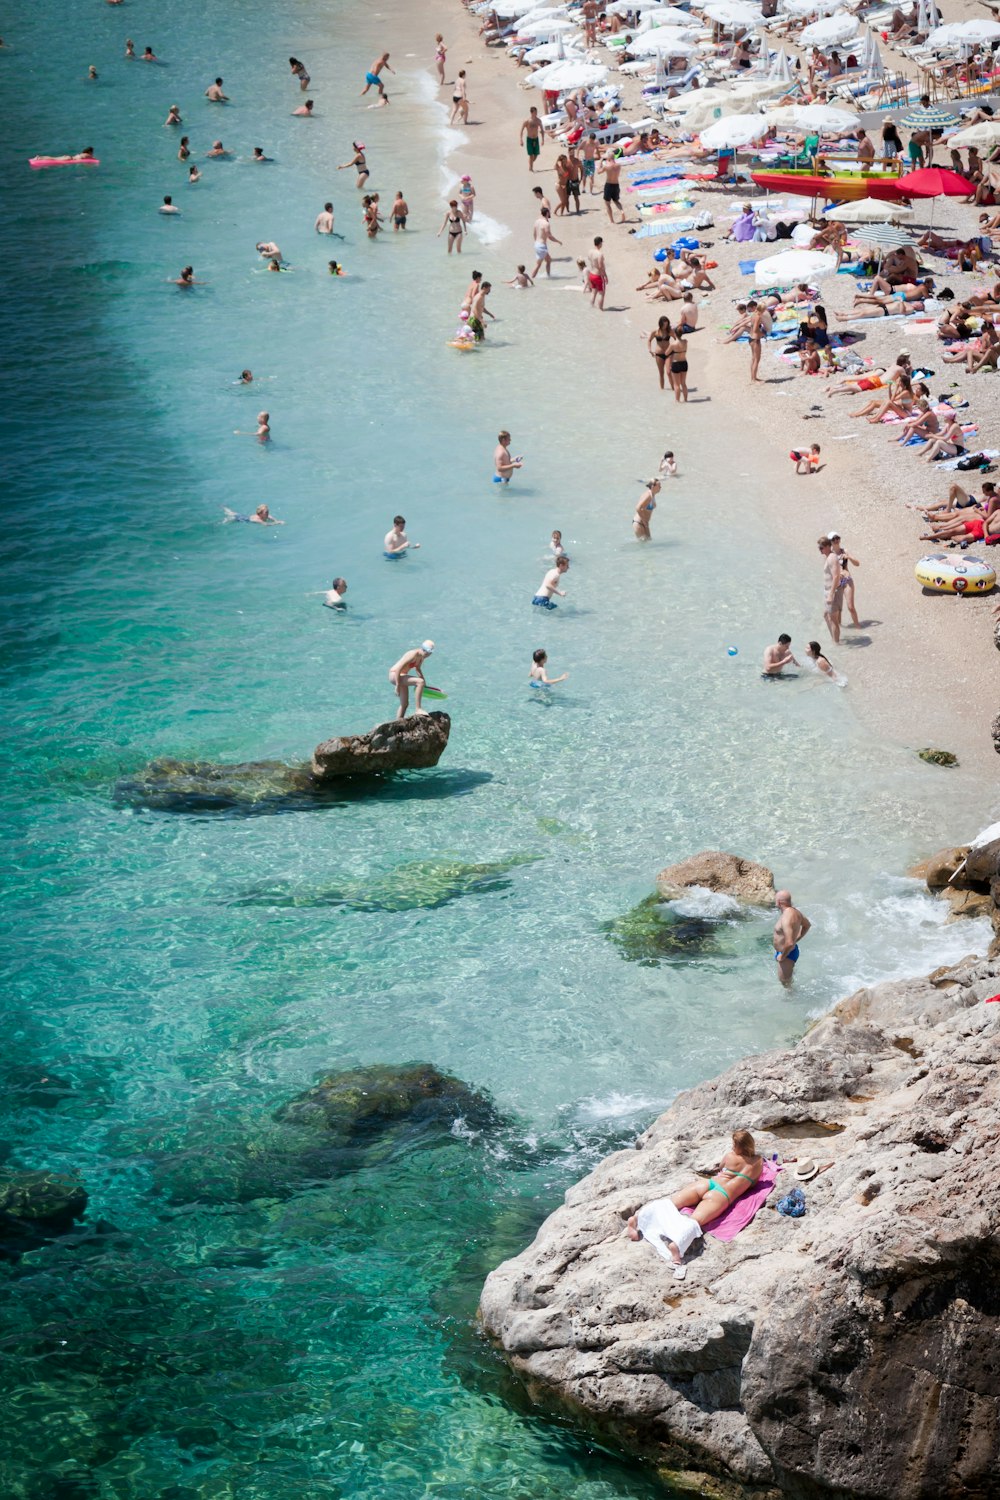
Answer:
[{"xmin": 739, "ymin": 259, "xmax": 758, "ymax": 274}]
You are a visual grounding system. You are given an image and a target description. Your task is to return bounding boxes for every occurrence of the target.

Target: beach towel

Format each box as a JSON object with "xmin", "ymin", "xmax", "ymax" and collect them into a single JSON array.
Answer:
[
  {"xmin": 636, "ymin": 1198, "xmax": 703, "ymax": 1262},
  {"xmin": 633, "ymin": 219, "xmax": 697, "ymax": 240},
  {"xmin": 939, "ymin": 448, "xmax": 999, "ymax": 471},
  {"xmin": 680, "ymin": 1159, "xmax": 778, "ymax": 1241},
  {"xmin": 739, "ymin": 259, "xmax": 758, "ymax": 275}
]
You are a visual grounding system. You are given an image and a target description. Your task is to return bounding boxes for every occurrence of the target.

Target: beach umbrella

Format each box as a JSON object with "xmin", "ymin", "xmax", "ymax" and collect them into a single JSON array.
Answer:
[
  {"xmin": 699, "ymin": 113, "xmax": 771, "ymax": 148},
  {"xmin": 826, "ymin": 196, "xmax": 913, "ymax": 222},
  {"xmin": 703, "ymin": 1, "xmax": 764, "ymax": 30},
  {"xmin": 628, "ymin": 29, "xmax": 698, "ymax": 54},
  {"xmin": 781, "ymin": 0, "xmax": 858, "ymax": 16},
  {"xmin": 853, "ymin": 222, "xmax": 917, "ymax": 250},
  {"xmin": 864, "ymin": 33, "xmax": 886, "ymax": 80},
  {"xmin": 799, "ymin": 12, "xmax": 860, "ymax": 46},
  {"xmin": 753, "ymin": 248, "xmax": 838, "ymax": 287},
  {"xmin": 769, "ymin": 47, "xmax": 793, "ymax": 83},
  {"xmin": 895, "ymin": 165, "xmax": 975, "ymax": 197},
  {"xmin": 523, "ymin": 40, "xmax": 584, "ymax": 61},
  {"xmin": 527, "ymin": 59, "xmax": 608, "ymax": 86},
  {"xmin": 516, "ymin": 15, "xmax": 578, "ymax": 37},
  {"xmin": 767, "ymin": 103, "xmax": 858, "ymax": 132},
  {"xmin": 479, "ymin": 0, "xmax": 541, "ymax": 15},
  {"xmin": 899, "ymin": 104, "xmax": 959, "ymax": 130},
  {"xmin": 948, "ymin": 120, "xmax": 1000, "ymax": 149},
  {"xmin": 927, "ymin": 18, "xmax": 1000, "ymax": 49}
]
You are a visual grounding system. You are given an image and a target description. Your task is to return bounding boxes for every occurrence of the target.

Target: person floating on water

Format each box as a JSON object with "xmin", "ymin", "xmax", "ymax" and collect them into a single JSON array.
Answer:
[
  {"xmin": 222, "ymin": 503, "xmax": 283, "ymax": 525},
  {"xmin": 384, "ymin": 515, "xmax": 419, "ymax": 557},
  {"xmin": 324, "ymin": 577, "xmax": 348, "ymax": 608},
  {"xmin": 388, "ymin": 642, "xmax": 436, "ymax": 719},
  {"xmin": 530, "ymin": 648, "xmax": 568, "ymax": 688},
  {"xmin": 773, "ymin": 890, "xmax": 810, "ymax": 986}
]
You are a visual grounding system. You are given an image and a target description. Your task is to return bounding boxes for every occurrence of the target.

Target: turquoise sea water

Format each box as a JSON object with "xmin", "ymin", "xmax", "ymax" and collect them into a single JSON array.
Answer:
[{"xmin": 0, "ymin": 2, "xmax": 992, "ymax": 1495}]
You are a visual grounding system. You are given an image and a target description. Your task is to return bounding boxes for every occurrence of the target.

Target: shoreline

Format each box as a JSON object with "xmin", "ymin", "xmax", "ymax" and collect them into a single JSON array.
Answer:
[{"xmin": 420, "ymin": 0, "xmax": 998, "ymax": 778}]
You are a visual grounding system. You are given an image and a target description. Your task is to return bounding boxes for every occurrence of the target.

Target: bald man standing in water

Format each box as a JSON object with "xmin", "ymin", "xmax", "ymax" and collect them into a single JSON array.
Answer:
[{"xmin": 773, "ymin": 890, "xmax": 810, "ymax": 986}]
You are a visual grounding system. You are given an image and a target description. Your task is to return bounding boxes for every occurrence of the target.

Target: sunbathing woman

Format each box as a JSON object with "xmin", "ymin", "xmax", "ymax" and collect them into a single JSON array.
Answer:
[
  {"xmin": 626, "ymin": 1129, "xmax": 763, "ymax": 1257},
  {"xmin": 891, "ymin": 397, "xmax": 939, "ymax": 445},
  {"xmin": 920, "ymin": 414, "xmax": 967, "ymax": 463}
]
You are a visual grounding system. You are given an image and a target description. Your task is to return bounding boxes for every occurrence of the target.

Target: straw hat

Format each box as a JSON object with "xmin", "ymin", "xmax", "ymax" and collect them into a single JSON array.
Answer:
[{"xmin": 794, "ymin": 1158, "xmax": 819, "ymax": 1181}]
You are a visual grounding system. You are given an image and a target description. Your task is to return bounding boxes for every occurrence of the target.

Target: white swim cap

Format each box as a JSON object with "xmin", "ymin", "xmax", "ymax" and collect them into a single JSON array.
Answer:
[{"xmin": 420, "ymin": 640, "xmax": 435, "ymax": 654}]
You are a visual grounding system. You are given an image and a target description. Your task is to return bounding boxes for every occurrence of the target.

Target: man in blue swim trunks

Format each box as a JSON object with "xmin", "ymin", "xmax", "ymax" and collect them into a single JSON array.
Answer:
[
  {"xmin": 773, "ymin": 889, "xmax": 810, "ymax": 987},
  {"xmin": 361, "ymin": 52, "xmax": 393, "ymax": 104}
]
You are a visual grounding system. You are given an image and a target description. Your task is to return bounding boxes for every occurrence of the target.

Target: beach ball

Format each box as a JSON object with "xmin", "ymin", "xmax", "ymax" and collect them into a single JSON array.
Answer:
[{"xmin": 727, "ymin": 646, "xmax": 738, "ymax": 657}]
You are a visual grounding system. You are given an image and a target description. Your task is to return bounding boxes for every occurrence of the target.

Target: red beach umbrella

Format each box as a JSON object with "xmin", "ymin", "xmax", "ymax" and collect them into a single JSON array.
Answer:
[{"xmin": 895, "ymin": 166, "xmax": 975, "ymax": 198}]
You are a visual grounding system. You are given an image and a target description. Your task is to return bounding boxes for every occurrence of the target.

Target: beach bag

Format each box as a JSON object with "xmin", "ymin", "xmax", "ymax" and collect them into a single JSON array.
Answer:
[
  {"xmin": 777, "ymin": 1187, "xmax": 806, "ymax": 1217},
  {"xmin": 957, "ymin": 452, "xmax": 986, "ymax": 470}
]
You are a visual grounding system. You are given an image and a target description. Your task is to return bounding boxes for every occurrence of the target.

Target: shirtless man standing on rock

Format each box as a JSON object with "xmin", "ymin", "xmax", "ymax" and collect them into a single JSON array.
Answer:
[{"xmin": 773, "ymin": 890, "xmax": 810, "ymax": 986}]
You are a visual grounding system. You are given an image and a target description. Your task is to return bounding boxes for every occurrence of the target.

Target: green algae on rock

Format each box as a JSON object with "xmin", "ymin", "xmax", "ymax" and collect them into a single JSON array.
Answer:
[
  {"xmin": 231, "ymin": 855, "xmax": 539, "ymax": 913},
  {"xmin": 602, "ymin": 895, "xmax": 720, "ymax": 967},
  {"xmin": 276, "ymin": 1062, "xmax": 502, "ymax": 1142},
  {"xmin": 918, "ymin": 748, "xmax": 958, "ymax": 767}
]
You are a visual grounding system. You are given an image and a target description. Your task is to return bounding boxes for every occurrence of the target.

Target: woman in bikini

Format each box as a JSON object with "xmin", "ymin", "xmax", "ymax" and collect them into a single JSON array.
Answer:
[
  {"xmin": 627, "ymin": 1129, "xmax": 763, "ymax": 1243},
  {"xmin": 553, "ymin": 155, "xmax": 571, "ymax": 217},
  {"xmin": 434, "ymin": 34, "xmax": 447, "ymax": 87},
  {"xmin": 338, "ymin": 142, "xmax": 369, "ymax": 189},
  {"xmin": 647, "ymin": 316, "xmax": 674, "ymax": 393},
  {"xmin": 437, "ymin": 199, "xmax": 465, "ymax": 253},
  {"xmin": 668, "ymin": 328, "xmax": 689, "ymax": 403}
]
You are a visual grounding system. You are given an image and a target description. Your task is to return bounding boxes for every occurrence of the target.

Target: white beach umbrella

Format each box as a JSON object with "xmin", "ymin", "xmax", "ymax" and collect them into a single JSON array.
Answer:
[
  {"xmin": 781, "ymin": 0, "xmax": 858, "ymax": 15},
  {"xmin": 699, "ymin": 113, "xmax": 771, "ymax": 148},
  {"xmin": 928, "ymin": 18, "xmax": 1000, "ymax": 49},
  {"xmin": 479, "ymin": 0, "xmax": 541, "ymax": 15},
  {"xmin": 769, "ymin": 47, "xmax": 793, "ymax": 82},
  {"xmin": 628, "ymin": 30, "xmax": 698, "ymax": 54},
  {"xmin": 865, "ymin": 34, "xmax": 886, "ymax": 80},
  {"xmin": 767, "ymin": 103, "xmax": 858, "ymax": 131},
  {"xmin": 753, "ymin": 248, "xmax": 838, "ymax": 287},
  {"xmin": 826, "ymin": 196, "xmax": 913, "ymax": 222},
  {"xmin": 948, "ymin": 120, "xmax": 1000, "ymax": 149},
  {"xmin": 682, "ymin": 95, "xmax": 759, "ymax": 130},
  {"xmin": 527, "ymin": 59, "xmax": 608, "ymax": 87},
  {"xmin": 523, "ymin": 40, "xmax": 585, "ymax": 61},
  {"xmin": 703, "ymin": 1, "xmax": 764, "ymax": 30},
  {"xmin": 516, "ymin": 15, "xmax": 578, "ymax": 37},
  {"xmin": 799, "ymin": 13, "xmax": 859, "ymax": 46}
]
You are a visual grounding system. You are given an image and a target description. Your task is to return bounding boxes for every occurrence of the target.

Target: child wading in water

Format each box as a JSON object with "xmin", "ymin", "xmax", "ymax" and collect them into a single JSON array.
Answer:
[{"xmin": 529, "ymin": 648, "xmax": 568, "ymax": 688}]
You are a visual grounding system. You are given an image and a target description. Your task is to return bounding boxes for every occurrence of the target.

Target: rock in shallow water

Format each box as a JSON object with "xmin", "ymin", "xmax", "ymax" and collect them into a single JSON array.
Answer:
[
  {"xmin": 479, "ymin": 953, "xmax": 1000, "ymax": 1499},
  {"xmin": 0, "ymin": 1169, "xmax": 88, "ymax": 1258},
  {"xmin": 312, "ymin": 712, "xmax": 450, "ymax": 779},
  {"xmin": 276, "ymin": 1062, "xmax": 500, "ymax": 1141},
  {"xmin": 232, "ymin": 855, "xmax": 537, "ymax": 913},
  {"xmin": 601, "ymin": 895, "xmax": 722, "ymax": 967},
  {"xmin": 656, "ymin": 851, "xmax": 775, "ymax": 905}
]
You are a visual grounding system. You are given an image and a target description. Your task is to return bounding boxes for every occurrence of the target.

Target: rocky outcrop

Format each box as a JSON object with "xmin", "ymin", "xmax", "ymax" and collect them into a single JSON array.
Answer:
[
  {"xmin": 0, "ymin": 1169, "xmax": 88, "ymax": 1258},
  {"xmin": 479, "ymin": 954, "xmax": 1000, "ymax": 1499},
  {"xmin": 656, "ymin": 851, "xmax": 775, "ymax": 905},
  {"xmin": 276, "ymin": 1061, "xmax": 499, "ymax": 1139},
  {"xmin": 915, "ymin": 832, "xmax": 1000, "ymax": 948},
  {"xmin": 116, "ymin": 714, "xmax": 452, "ymax": 812},
  {"xmin": 312, "ymin": 712, "xmax": 450, "ymax": 780}
]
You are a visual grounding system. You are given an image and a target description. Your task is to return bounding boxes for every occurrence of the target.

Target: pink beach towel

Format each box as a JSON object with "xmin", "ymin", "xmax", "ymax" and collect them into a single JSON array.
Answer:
[{"xmin": 681, "ymin": 1160, "xmax": 778, "ymax": 1242}]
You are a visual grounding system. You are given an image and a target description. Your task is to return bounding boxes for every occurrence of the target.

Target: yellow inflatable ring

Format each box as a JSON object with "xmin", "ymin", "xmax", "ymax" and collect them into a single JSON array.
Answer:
[{"xmin": 915, "ymin": 552, "xmax": 997, "ymax": 595}]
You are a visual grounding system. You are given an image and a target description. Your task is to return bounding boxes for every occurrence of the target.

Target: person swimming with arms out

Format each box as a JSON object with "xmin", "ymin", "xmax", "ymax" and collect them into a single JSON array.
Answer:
[
  {"xmin": 222, "ymin": 503, "xmax": 284, "ymax": 524},
  {"xmin": 529, "ymin": 648, "xmax": 568, "ymax": 689}
]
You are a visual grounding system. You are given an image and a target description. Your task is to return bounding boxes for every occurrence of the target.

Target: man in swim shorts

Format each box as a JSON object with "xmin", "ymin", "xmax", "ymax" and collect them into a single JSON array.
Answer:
[
  {"xmin": 392, "ymin": 190, "xmax": 408, "ymax": 230},
  {"xmin": 531, "ymin": 207, "xmax": 560, "ymax": 279},
  {"xmin": 773, "ymin": 889, "xmax": 810, "ymax": 986},
  {"xmin": 520, "ymin": 107, "xmax": 545, "ymax": 172},
  {"xmin": 599, "ymin": 153, "xmax": 625, "ymax": 224},
  {"xmin": 361, "ymin": 52, "xmax": 393, "ymax": 103},
  {"xmin": 384, "ymin": 516, "xmax": 420, "ymax": 556},
  {"xmin": 494, "ymin": 431, "xmax": 522, "ymax": 483},
  {"xmin": 581, "ymin": 133, "xmax": 598, "ymax": 193},
  {"xmin": 587, "ymin": 237, "xmax": 608, "ymax": 311},
  {"xmin": 533, "ymin": 556, "xmax": 569, "ymax": 608},
  {"xmin": 761, "ymin": 633, "xmax": 798, "ymax": 677}
]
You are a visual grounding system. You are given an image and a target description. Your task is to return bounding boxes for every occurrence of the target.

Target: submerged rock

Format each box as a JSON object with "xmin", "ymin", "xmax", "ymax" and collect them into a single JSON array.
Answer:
[
  {"xmin": 277, "ymin": 1061, "xmax": 500, "ymax": 1142},
  {"xmin": 479, "ymin": 952, "xmax": 1000, "ymax": 1499},
  {"xmin": 602, "ymin": 895, "xmax": 721, "ymax": 967},
  {"xmin": 656, "ymin": 851, "xmax": 775, "ymax": 905},
  {"xmin": 0, "ymin": 1169, "xmax": 88, "ymax": 1258},
  {"xmin": 312, "ymin": 712, "xmax": 450, "ymax": 779},
  {"xmin": 233, "ymin": 855, "xmax": 537, "ymax": 913}
]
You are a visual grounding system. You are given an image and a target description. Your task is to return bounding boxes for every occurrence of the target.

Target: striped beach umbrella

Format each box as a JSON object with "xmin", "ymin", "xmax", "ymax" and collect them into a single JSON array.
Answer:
[
  {"xmin": 900, "ymin": 104, "xmax": 959, "ymax": 130},
  {"xmin": 853, "ymin": 222, "xmax": 916, "ymax": 250}
]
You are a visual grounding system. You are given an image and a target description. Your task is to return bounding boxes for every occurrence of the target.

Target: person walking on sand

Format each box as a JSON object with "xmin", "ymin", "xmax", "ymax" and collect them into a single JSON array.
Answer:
[
  {"xmin": 819, "ymin": 537, "xmax": 842, "ymax": 645},
  {"xmin": 531, "ymin": 207, "xmax": 560, "ymax": 278},
  {"xmin": 599, "ymin": 153, "xmax": 625, "ymax": 224},
  {"xmin": 581, "ymin": 132, "xmax": 599, "ymax": 195},
  {"xmin": 648, "ymin": 316, "xmax": 674, "ymax": 392},
  {"xmin": 748, "ymin": 300, "xmax": 765, "ymax": 383},
  {"xmin": 388, "ymin": 641, "xmax": 436, "ymax": 719},
  {"xmin": 435, "ymin": 34, "xmax": 447, "ymax": 86},
  {"xmin": 438, "ymin": 199, "xmax": 465, "ymax": 253},
  {"xmin": 773, "ymin": 889, "xmax": 810, "ymax": 986},
  {"xmin": 494, "ymin": 431, "xmax": 522, "ymax": 483},
  {"xmin": 361, "ymin": 52, "xmax": 393, "ymax": 103},
  {"xmin": 587, "ymin": 237, "xmax": 608, "ymax": 310},
  {"xmin": 520, "ymin": 107, "xmax": 545, "ymax": 171},
  {"xmin": 633, "ymin": 478, "xmax": 660, "ymax": 540},
  {"xmin": 450, "ymin": 70, "xmax": 469, "ymax": 125}
]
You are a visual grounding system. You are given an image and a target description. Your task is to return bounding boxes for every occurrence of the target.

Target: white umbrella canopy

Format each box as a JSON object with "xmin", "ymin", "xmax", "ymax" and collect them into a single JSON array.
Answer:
[
  {"xmin": 522, "ymin": 40, "xmax": 585, "ymax": 61},
  {"xmin": 515, "ymin": 15, "xmax": 578, "ymax": 37},
  {"xmin": 702, "ymin": 1, "xmax": 764, "ymax": 29},
  {"xmin": 928, "ymin": 18, "xmax": 1000, "ymax": 48},
  {"xmin": 769, "ymin": 47, "xmax": 793, "ymax": 82},
  {"xmin": 799, "ymin": 13, "xmax": 859, "ymax": 46},
  {"xmin": 852, "ymin": 222, "xmax": 917, "ymax": 250},
  {"xmin": 627, "ymin": 29, "xmax": 699, "ymax": 53},
  {"xmin": 477, "ymin": 0, "xmax": 544, "ymax": 16},
  {"xmin": 826, "ymin": 196, "xmax": 913, "ymax": 222},
  {"xmin": 527, "ymin": 59, "xmax": 608, "ymax": 86},
  {"xmin": 782, "ymin": 0, "xmax": 858, "ymax": 14},
  {"xmin": 767, "ymin": 103, "xmax": 858, "ymax": 131},
  {"xmin": 639, "ymin": 4, "xmax": 704, "ymax": 23},
  {"xmin": 753, "ymin": 248, "xmax": 838, "ymax": 287},
  {"xmin": 699, "ymin": 113, "xmax": 771, "ymax": 148},
  {"xmin": 949, "ymin": 120, "xmax": 1000, "ymax": 149}
]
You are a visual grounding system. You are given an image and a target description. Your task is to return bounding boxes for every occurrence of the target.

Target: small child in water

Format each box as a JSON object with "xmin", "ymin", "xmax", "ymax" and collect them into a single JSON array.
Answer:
[
  {"xmin": 529, "ymin": 648, "xmax": 568, "ymax": 688},
  {"xmin": 659, "ymin": 450, "xmax": 677, "ymax": 478},
  {"xmin": 790, "ymin": 443, "xmax": 821, "ymax": 474},
  {"xmin": 550, "ymin": 529, "xmax": 566, "ymax": 558},
  {"xmin": 506, "ymin": 263, "xmax": 534, "ymax": 288},
  {"xmin": 806, "ymin": 639, "xmax": 846, "ymax": 686},
  {"xmin": 328, "ymin": 261, "xmax": 346, "ymax": 276}
]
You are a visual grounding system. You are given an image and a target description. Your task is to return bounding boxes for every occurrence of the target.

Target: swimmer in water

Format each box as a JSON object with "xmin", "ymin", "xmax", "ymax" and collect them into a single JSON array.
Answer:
[
  {"xmin": 315, "ymin": 202, "xmax": 335, "ymax": 234},
  {"xmin": 188, "ymin": 165, "xmax": 201, "ymax": 183},
  {"xmin": 252, "ymin": 147, "xmax": 272, "ymax": 162},
  {"xmin": 159, "ymin": 195, "xmax": 180, "ymax": 215},
  {"xmin": 292, "ymin": 99, "xmax": 314, "ymax": 116},
  {"xmin": 239, "ymin": 370, "xmax": 254, "ymax": 384},
  {"xmin": 762, "ymin": 634, "xmax": 799, "ymax": 677},
  {"xmin": 141, "ymin": 46, "xmax": 158, "ymax": 62},
  {"xmin": 384, "ymin": 515, "xmax": 419, "ymax": 555},
  {"xmin": 267, "ymin": 257, "xmax": 284, "ymax": 272},
  {"xmin": 222, "ymin": 503, "xmax": 284, "ymax": 524},
  {"xmin": 233, "ymin": 412, "xmax": 271, "ymax": 441},
  {"xmin": 494, "ymin": 431, "xmax": 523, "ymax": 484},
  {"xmin": 171, "ymin": 265, "xmax": 204, "ymax": 286},
  {"xmin": 125, "ymin": 39, "xmax": 135, "ymax": 58},
  {"xmin": 164, "ymin": 104, "xmax": 182, "ymax": 126},
  {"xmin": 388, "ymin": 641, "xmax": 436, "ymax": 719},
  {"xmin": 338, "ymin": 143, "xmax": 369, "ymax": 189},
  {"xmin": 505, "ymin": 264, "xmax": 534, "ymax": 288},
  {"xmin": 530, "ymin": 648, "xmax": 568, "ymax": 687},
  {"xmin": 324, "ymin": 577, "xmax": 348, "ymax": 608},
  {"xmin": 633, "ymin": 478, "xmax": 660, "ymax": 541},
  {"xmin": 806, "ymin": 641, "xmax": 842, "ymax": 681},
  {"xmin": 328, "ymin": 261, "xmax": 346, "ymax": 276},
  {"xmin": 256, "ymin": 241, "xmax": 282, "ymax": 260},
  {"xmin": 206, "ymin": 141, "xmax": 229, "ymax": 158},
  {"xmin": 205, "ymin": 77, "xmax": 229, "ymax": 102},
  {"xmin": 532, "ymin": 556, "xmax": 570, "ymax": 609},
  {"xmin": 550, "ymin": 530, "xmax": 566, "ymax": 558},
  {"xmin": 659, "ymin": 450, "xmax": 678, "ymax": 478},
  {"xmin": 178, "ymin": 136, "xmax": 190, "ymax": 160},
  {"xmin": 88, "ymin": 66, "xmax": 99, "ymax": 81}
]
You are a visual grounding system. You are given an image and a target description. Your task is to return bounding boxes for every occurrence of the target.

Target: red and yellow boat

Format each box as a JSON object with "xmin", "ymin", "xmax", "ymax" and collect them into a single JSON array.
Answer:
[{"xmin": 750, "ymin": 164, "xmax": 910, "ymax": 203}]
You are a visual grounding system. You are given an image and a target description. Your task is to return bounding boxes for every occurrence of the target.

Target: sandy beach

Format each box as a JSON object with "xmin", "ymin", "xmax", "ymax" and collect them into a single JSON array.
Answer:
[{"xmin": 404, "ymin": 0, "xmax": 999, "ymax": 775}]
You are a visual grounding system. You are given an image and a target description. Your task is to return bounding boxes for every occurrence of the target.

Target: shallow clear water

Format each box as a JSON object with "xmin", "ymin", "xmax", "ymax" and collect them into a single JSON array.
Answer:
[{"xmin": 0, "ymin": 1, "xmax": 991, "ymax": 1496}]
